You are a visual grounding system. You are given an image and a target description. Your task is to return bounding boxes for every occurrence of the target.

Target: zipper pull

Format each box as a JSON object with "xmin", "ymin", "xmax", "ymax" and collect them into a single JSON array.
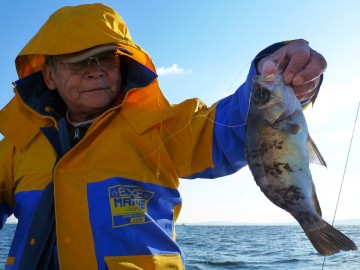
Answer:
[{"xmin": 74, "ymin": 128, "xmax": 80, "ymax": 140}]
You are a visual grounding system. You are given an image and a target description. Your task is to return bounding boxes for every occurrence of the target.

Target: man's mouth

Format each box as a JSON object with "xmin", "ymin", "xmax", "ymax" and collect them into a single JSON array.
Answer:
[{"xmin": 85, "ymin": 87, "xmax": 109, "ymax": 92}]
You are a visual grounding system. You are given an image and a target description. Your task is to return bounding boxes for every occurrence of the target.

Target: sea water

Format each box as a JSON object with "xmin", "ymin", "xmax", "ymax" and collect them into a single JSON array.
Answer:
[
  {"xmin": 176, "ymin": 225, "xmax": 360, "ymax": 270},
  {"xmin": 1, "ymin": 224, "xmax": 359, "ymax": 269}
]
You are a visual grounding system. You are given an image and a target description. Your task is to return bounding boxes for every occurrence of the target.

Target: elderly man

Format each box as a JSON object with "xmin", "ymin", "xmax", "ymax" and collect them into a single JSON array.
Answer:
[{"xmin": 0, "ymin": 3, "xmax": 326, "ymax": 270}]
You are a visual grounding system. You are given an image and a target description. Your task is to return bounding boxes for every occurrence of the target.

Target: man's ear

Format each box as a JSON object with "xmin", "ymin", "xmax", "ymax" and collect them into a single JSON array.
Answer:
[{"xmin": 42, "ymin": 64, "xmax": 57, "ymax": 90}]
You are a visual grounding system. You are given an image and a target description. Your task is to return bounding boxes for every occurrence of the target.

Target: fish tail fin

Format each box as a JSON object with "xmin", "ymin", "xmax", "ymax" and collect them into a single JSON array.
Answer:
[{"xmin": 302, "ymin": 219, "xmax": 357, "ymax": 256}]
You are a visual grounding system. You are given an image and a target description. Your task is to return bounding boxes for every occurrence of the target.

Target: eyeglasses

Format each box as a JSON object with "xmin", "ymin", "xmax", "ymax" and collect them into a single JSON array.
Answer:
[{"xmin": 55, "ymin": 52, "xmax": 120, "ymax": 74}]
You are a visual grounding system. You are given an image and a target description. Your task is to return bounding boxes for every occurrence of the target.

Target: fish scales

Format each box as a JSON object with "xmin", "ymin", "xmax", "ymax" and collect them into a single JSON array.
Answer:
[{"xmin": 245, "ymin": 74, "xmax": 357, "ymax": 256}]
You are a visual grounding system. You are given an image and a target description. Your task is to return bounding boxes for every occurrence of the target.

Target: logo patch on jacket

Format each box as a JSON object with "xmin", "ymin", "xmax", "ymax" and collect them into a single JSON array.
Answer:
[{"xmin": 108, "ymin": 184, "xmax": 154, "ymax": 227}]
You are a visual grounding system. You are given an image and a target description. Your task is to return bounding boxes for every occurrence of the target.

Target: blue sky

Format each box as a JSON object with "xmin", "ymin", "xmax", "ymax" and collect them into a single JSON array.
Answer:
[{"xmin": 1, "ymin": 1, "xmax": 359, "ymax": 225}]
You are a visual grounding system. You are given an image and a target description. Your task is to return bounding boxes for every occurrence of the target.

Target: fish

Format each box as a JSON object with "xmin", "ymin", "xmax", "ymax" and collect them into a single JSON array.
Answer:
[{"xmin": 244, "ymin": 74, "xmax": 357, "ymax": 256}]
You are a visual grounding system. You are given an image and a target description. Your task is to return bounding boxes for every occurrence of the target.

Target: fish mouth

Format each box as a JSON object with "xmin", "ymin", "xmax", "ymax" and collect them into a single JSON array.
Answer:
[
  {"xmin": 252, "ymin": 74, "xmax": 278, "ymax": 84},
  {"xmin": 253, "ymin": 74, "xmax": 285, "ymax": 90}
]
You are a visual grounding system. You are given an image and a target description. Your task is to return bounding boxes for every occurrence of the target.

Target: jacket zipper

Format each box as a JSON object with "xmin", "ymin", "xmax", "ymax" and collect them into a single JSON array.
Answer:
[{"xmin": 74, "ymin": 128, "xmax": 80, "ymax": 140}]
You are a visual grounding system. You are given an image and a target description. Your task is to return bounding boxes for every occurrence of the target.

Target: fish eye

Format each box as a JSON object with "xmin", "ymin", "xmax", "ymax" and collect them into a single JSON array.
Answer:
[{"xmin": 253, "ymin": 88, "xmax": 270, "ymax": 104}]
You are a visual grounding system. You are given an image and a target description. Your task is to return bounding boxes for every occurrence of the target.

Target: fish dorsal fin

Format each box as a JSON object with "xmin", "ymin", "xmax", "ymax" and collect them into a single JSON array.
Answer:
[{"xmin": 307, "ymin": 135, "xmax": 327, "ymax": 167}]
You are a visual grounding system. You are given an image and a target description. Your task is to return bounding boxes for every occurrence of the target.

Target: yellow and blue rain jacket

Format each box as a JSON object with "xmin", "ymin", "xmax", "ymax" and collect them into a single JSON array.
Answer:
[{"xmin": 0, "ymin": 3, "xmax": 297, "ymax": 270}]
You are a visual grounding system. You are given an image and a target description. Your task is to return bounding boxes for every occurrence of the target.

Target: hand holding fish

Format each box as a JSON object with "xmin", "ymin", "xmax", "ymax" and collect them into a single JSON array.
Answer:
[{"xmin": 257, "ymin": 39, "xmax": 327, "ymax": 103}]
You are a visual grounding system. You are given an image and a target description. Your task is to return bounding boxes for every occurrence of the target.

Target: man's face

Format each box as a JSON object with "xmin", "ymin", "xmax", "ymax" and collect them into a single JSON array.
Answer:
[{"xmin": 43, "ymin": 51, "xmax": 122, "ymax": 122}]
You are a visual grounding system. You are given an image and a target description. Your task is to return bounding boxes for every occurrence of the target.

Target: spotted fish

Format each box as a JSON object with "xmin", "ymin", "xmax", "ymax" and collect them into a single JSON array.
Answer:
[{"xmin": 244, "ymin": 74, "xmax": 357, "ymax": 255}]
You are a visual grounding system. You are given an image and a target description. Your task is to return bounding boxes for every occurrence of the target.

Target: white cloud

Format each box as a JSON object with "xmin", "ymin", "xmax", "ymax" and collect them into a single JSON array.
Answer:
[{"xmin": 156, "ymin": 64, "xmax": 185, "ymax": 76}]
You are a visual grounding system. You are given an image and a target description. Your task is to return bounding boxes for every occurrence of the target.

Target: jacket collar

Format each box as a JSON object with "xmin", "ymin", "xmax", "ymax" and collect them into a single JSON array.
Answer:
[{"xmin": 0, "ymin": 72, "xmax": 59, "ymax": 150}]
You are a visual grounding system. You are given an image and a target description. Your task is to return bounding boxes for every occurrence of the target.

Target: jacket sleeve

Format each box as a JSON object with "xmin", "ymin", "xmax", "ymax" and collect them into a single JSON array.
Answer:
[{"xmin": 0, "ymin": 138, "xmax": 15, "ymax": 228}]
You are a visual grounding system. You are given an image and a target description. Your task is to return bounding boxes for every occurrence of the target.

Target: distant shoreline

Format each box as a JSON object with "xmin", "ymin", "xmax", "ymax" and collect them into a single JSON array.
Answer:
[
  {"xmin": 175, "ymin": 219, "xmax": 360, "ymax": 226},
  {"xmin": 6, "ymin": 219, "xmax": 360, "ymax": 226}
]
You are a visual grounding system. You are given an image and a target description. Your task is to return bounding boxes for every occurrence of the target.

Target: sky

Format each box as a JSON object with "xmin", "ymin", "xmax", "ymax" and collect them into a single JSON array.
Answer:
[{"xmin": 0, "ymin": 1, "xmax": 359, "ymax": 225}]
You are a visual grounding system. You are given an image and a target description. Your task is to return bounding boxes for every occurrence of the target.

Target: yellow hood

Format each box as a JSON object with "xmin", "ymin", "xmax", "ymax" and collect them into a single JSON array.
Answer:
[{"xmin": 15, "ymin": 3, "xmax": 156, "ymax": 78}]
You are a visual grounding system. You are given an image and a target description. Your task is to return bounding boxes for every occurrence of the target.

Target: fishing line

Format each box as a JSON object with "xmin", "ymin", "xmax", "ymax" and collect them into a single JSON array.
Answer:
[
  {"xmin": 321, "ymin": 101, "xmax": 360, "ymax": 270},
  {"xmin": 204, "ymin": 224, "xmax": 227, "ymax": 266},
  {"xmin": 197, "ymin": 54, "xmax": 277, "ymax": 266},
  {"xmin": 139, "ymin": 53, "xmax": 278, "ymax": 167}
]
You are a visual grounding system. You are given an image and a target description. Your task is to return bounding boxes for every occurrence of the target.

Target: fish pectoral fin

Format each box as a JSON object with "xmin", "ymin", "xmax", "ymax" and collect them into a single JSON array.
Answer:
[
  {"xmin": 285, "ymin": 123, "xmax": 302, "ymax": 134},
  {"xmin": 276, "ymin": 122, "xmax": 302, "ymax": 134},
  {"xmin": 307, "ymin": 136, "xmax": 327, "ymax": 167}
]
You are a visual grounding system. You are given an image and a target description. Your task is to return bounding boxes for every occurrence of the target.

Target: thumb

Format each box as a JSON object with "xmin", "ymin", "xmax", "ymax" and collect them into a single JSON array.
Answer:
[{"xmin": 261, "ymin": 60, "xmax": 279, "ymax": 76}]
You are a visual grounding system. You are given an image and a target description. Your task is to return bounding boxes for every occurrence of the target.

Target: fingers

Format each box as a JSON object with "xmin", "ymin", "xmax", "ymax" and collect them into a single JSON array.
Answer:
[
  {"xmin": 256, "ymin": 40, "xmax": 310, "ymax": 78},
  {"xmin": 282, "ymin": 40, "xmax": 311, "ymax": 84},
  {"xmin": 292, "ymin": 76, "xmax": 321, "ymax": 102},
  {"xmin": 288, "ymin": 49, "xmax": 327, "ymax": 86},
  {"xmin": 279, "ymin": 40, "xmax": 327, "ymax": 87},
  {"xmin": 256, "ymin": 40, "xmax": 327, "ymax": 103},
  {"xmin": 257, "ymin": 40, "xmax": 326, "ymax": 83},
  {"xmin": 283, "ymin": 43, "xmax": 326, "ymax": 102}
]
